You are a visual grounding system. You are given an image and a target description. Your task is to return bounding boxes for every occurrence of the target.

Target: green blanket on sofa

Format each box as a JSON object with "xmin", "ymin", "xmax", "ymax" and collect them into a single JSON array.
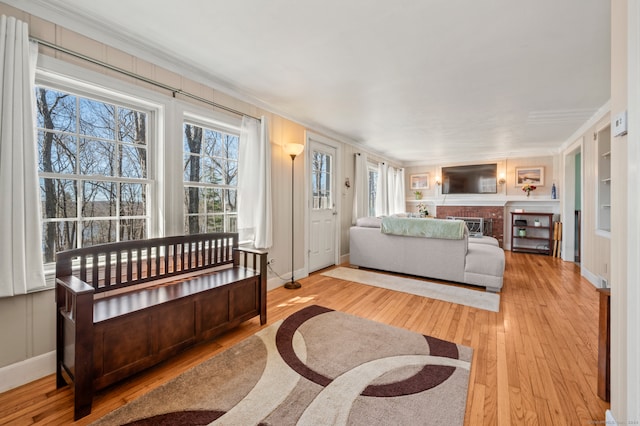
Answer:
[{"xmin": 381, "ymin": 216, "xmax": 466, "ymax": 240}]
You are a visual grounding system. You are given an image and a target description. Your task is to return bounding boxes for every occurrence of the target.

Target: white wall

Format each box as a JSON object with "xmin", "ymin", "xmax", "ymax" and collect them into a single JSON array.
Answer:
[
  {"xmin": 610, "ymin": 0, "xmax": 640, "ymax": 423},
  {"xmin": 624, "ymin": 2, "xmax": 640, "ymax": 421}
]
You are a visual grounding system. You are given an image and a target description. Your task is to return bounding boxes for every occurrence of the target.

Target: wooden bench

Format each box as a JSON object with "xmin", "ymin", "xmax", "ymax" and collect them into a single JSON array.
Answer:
[{"xmin": 54, "ymin": 232, "xmax": 267, "ymax": 420}]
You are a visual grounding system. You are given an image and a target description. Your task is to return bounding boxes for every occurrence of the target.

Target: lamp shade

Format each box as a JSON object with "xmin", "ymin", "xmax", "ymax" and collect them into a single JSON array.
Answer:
[{"xmin": 284, "ymin": 143, "xmax": 305, "ymax": 157}]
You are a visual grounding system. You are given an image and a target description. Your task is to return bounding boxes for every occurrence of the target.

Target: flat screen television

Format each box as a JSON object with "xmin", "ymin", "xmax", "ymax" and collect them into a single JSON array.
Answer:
[{"xmin": 442, "ymin": 164, "xmax": 497, "ymax": 194}]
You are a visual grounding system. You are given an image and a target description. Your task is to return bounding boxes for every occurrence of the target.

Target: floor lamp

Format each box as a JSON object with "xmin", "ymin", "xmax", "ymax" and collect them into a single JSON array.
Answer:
[{"xmin": 284, "ymin": 143, "xmax": 305, "ymax": 289}]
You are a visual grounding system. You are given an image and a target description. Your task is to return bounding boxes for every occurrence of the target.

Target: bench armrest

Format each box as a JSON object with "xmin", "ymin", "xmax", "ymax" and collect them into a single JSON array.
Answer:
[
  {"xmin": 233, "ymin": 247, "xmax": 268, "ymax": 325},
  {"xmin": 56, "ymin": 275, "xmax": 95, "ymax": 295},
  {"xmin": 55, "ymin": 275, "xmax": 95, "ymax": 420},
  {"xmin": 233, "ymin": 247, "xmax": 268, "ymax": 270},
  {"xmin": 236, "ymin": 246, "xmax": 268, "ymax": 255}
]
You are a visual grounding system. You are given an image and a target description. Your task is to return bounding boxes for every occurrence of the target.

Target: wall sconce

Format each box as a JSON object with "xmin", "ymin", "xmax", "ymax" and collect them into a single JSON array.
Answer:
[
  {"xmin": 345, "ymin": 177, "xmax": 351, "ymax": 189},
  {"xmin": 435, "ymin": 176, "xmax": 441, "ymax": 186},
  {"xmin": 498, "ymin": 173, "xmax": 506, "ymax": 185}
]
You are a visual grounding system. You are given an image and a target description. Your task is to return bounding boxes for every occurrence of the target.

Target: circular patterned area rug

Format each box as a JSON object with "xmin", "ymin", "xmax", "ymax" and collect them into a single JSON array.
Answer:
[{"xmin": 91, "ymin": 305, "xmax": 473, "ymax": 426}]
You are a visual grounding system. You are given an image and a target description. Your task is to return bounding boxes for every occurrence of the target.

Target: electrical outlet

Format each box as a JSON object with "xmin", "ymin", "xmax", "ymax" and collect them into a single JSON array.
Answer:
[{"xmin": 267, "ymin": 258, "xmax": 275, "ymax": 265}]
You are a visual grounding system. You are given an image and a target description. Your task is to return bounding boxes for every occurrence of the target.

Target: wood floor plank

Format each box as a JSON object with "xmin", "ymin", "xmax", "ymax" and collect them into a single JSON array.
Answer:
[
  {"xmin": 0, "ymin": 252, "xmax": 610, "ymax": 425},
  {"xmin": 496, "ymin": 330, "xmax": 511, "ymax": 426}
]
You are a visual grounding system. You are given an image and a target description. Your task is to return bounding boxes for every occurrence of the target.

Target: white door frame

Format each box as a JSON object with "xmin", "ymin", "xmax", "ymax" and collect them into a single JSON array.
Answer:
[
  {"xmin": 303, "ymin": 131, "xmax": 342, "ymax": 275},
  {"xmin": 561, "ymin": 137, "xmax": 582, "ymax": 262}
]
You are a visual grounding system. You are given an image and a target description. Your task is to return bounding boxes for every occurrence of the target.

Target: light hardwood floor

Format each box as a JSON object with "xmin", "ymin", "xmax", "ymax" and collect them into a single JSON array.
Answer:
[{"xmin": 0, "ymin": 251, "xmax": 610, "ymax": 425}]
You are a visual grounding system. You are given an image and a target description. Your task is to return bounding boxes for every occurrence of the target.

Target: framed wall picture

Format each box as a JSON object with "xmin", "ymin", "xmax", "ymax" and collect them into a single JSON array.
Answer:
[
  {"xmin": 515, "ymin": 167, "xmax": 544, "ymax": 186},
  {"xmin": 410, "ymin": 173, "xmax": 430, "ymax": 190}
]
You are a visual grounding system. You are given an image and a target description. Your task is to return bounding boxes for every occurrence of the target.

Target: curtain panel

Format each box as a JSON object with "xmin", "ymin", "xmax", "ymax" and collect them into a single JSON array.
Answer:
[
  {"xmin": 391, "ymin": 167, "xmax": 405, "ymax": 215},
  {"xmin": 385, "ymin": 166, "xmax": 405, "ymax": 216},
  {"xmin": 0, "ymin": 16, "xmax": 46, "ymax": 297},
  {"xmin": 237, "ymin": 116, "xmax": 273, "ymax": 249},
  {"xmin": 386, "ymin": 165, "xmax": 395, "ymax": 215},
  {"xmin": 376, "ymin": 164, "xmax": 406, "ymax": 217}
]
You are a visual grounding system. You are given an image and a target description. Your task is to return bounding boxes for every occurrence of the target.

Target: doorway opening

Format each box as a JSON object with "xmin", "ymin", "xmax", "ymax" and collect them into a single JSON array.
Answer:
[{"xmin": 562, "ymin": 139, "xmax": 583, "ymax": 264}]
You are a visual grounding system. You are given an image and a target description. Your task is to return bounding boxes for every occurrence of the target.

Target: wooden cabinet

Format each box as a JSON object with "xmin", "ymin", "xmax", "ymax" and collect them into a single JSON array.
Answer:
[{"xmin": 511, "ymin": 212, "xmax": 554, "ymax": 255}]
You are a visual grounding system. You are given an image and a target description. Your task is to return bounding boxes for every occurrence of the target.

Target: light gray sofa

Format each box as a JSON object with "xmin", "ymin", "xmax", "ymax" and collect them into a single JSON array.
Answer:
[{"xmin": 349, "ymin": 217, "xmax": 505, "ymax": 292}]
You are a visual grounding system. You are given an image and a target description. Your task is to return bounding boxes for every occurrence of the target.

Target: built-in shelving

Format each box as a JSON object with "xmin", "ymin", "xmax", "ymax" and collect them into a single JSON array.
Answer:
[{"xmin": 597, "ymin": 125, "xmax": 611, "ymax": 233}]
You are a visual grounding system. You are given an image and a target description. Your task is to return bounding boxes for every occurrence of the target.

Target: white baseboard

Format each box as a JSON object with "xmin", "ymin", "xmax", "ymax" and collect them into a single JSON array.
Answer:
[
  {"xmin": 267, "ymin": 267, "xmax": 307, "ymax": 291},
  {"xmin": 605, "ymin": 409, "xmax": 617, "ymax": 425},
  {"xmin": 0, "ymin": 351, "xmax": 56, "ymax": 393},
  {"xmin": 581, "ymin": 266, "xmax": 603, "ymax": 288},
  {"xmin": 267, "ymin": 276, "xmax": 283, "ymax": 291},
  {"xmin": 340, "ymin": 253, "xmax": 350, "ymax": 265}
]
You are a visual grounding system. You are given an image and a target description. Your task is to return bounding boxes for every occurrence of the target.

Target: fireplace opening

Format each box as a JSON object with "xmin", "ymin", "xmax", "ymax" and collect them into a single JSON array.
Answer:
[{"xmin": 446, "ymin": 216, "xmax": 493, "ymax": 238}]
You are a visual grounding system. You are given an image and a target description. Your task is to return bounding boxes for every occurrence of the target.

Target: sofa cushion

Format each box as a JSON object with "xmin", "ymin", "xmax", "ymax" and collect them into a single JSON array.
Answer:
[
  {"xmin": 468, "ymin": 236, "xmax": 500, "ymax": 247},
  {"xmin": 355, "ymin": 216, "xmax": 383, "ymax": 228},
  {"xmin": 464, "ymin": 243, "xmax": 505, "ymax": 291}
]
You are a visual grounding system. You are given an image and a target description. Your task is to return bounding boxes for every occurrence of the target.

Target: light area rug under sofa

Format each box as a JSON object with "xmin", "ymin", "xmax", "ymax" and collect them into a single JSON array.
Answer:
[
  {"xmin": 90, "ymin": 305, "xmax": 473, "ymax": 426},
  {"xmin": 322, "ymin": 267, "xmax": 500, "ymax": 312}
]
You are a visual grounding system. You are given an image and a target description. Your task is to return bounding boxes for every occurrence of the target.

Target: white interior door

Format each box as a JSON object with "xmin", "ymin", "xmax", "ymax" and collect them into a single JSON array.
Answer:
[{"xmin": 308, "ymin": 140, "xmax": 337, "ymax": 272}]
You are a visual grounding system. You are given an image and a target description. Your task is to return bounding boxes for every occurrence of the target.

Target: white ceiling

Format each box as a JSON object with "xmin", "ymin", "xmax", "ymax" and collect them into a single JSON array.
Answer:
[{"xmin": 12, "ymin": 0, "xmax": 611, "ymax": 164}]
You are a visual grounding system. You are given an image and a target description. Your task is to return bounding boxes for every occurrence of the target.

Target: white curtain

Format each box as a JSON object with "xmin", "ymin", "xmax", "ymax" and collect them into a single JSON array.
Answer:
[
  {"xmin": 375, "ymin": 162, "xmax": 388, "ymax": 216},
  {"xmin": 384, "ymin": 166, "xmax": 405, "ymax": 215},
  {"xmin": 352, "ymin": 152, "xmax": 369, "ymax": 224},
  {"xmin": 387, "ymin": 166, "xmax": 396, "ymax": 214},
  {"xmin": 391, "ymin": 167, "xmax": 405, "ymax": 214},
  {"xmin": 237, "ymin": 115, "xmax": 272, "ymax": 249},
  {"xmin": 0, "ymin": 16, "xmax": 46, "ymax": 297}
]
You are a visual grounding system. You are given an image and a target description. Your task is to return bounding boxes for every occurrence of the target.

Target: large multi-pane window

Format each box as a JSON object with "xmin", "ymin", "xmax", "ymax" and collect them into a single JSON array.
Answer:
[
  {"xmin": 183, "ymin": 122, "xmax": 238, "ymax": 234},
  {"xmin": 36, "ymin": 86, "xmax": 150, "ymax": 264}
]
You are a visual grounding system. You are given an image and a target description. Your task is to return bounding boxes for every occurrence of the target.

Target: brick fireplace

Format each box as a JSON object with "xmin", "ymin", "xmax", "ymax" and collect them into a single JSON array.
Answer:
[{"xmin": 436, "ymin": 206, "xmax": 504, "ymax": 247}]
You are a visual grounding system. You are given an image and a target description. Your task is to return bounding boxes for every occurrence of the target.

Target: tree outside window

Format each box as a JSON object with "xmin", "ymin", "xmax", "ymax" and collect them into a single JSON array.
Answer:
[{"xmin": 183, "ymin": 122, "xmax": 238, "ymax": 234}]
